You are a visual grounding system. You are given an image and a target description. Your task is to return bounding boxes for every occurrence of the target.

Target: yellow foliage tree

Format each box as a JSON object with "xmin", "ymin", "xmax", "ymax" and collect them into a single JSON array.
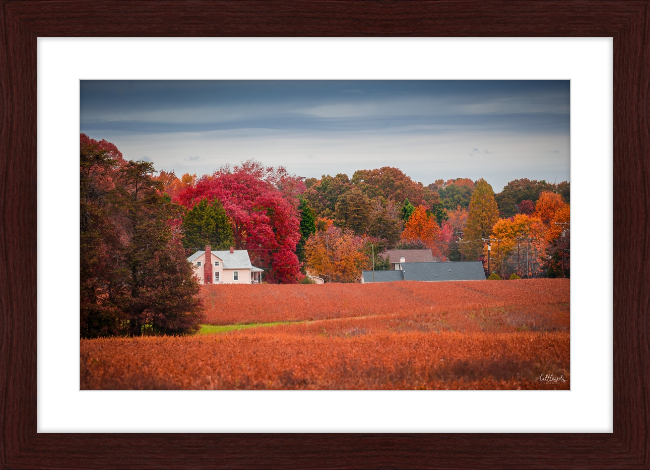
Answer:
[
  {"xmin": 485, "ymin": 214, "xmax": 546, "ymax": 277},
  {"xmin": 304, "ymin": 226, "xmax": 370, "ymax": 283},
  {"xmin": 463, "ymin": 178, "xmax": 500, "ymax": 260}
]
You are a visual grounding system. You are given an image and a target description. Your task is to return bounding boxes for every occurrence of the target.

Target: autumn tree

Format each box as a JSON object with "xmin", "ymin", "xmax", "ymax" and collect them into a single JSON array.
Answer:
[
  {"xmin": 302, "ymin": 173, "xmax": 351, "ymax": 218},
  {"xmin": 394, "ymin": 239, "xmax": 429, "ymax": 250},
  {"xmin": 437, "ymin": 222, "xmax": 454, "ymax": 260},
  {"xmin": 463, "ymin": 178, "xmax": 500, "ymax": 260},
  {"xmin": 445, "ymin": 206, "xmax": 469, "ymax": 261},
  {"xmin": 401, "ymin": 205, "xmax": 442, "ymax": 256},
  {"xmin": 181, "ymin": 197, "xmax": 234, "ymax": 252},
  {"xmin": 546, "ymin": 221, "xmax": 571, "ymax": 278},
  {"xmin": 547, "ymin": 203, "xmax": 570, "ymax": 240},
  {"xmin": 541, "ymin": 202, "xmax": 570, "ymax": 277},
  {"xmin": 495, "ymin": 178, "xmax": 570, "ymax": 218},
  {"xmin": 80, "ymin": 135, "xmax": 204, "ymax": 338},
  {"xmin": 334, "ymin": 188, "xmax": 372, "ymax": 234},
  {"xmin": 175, "ymin": 160, "xmax": 302, "ymax": 284},
  {"xmin": 367, "ymin": 198, "xmax": 402, "ymax": 248},
  {"xmin": 315, "ymin": 217, "xmax": 334, "ymax": 232},
  {"xmin": 433, "ymin": 179, "xmax": 475, "ymax": 211},
  {"xmin": 153, "ymin": 171, "xmax": 197, "ymax": 200},
  {"xmin": 80, "ymin": 137, "xmax": 127, "ymax": 338},
  {"xmin": 533, "ymin": 191, "xmax": 567, "ymax": 225},
  {"xmin": 304, "ymin": 226, "xmax": 370, "ymax": 283},
  {"xmin": 115, "ymin": 160, "xmax": 205, "ymax": 336},
  {"xmin": 517, "ymin": 199, "xmax": 535, "ymax": 215},
  {"xmin": 484, "ymin": 214, "xmax": 546, "ymax": 277},
  {"xmin": 351, "ymin": 167, "xmax": 437, "ymax": 207}
]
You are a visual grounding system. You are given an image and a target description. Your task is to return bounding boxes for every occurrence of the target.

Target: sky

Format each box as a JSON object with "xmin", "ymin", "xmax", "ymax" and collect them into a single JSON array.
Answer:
[{"xmin": 80, "ymin": 80, "xmax": 570, "ymax": 192}]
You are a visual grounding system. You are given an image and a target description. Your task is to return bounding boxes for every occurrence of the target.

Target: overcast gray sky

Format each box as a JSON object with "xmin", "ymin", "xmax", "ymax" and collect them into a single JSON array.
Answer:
[{"xmin": 80, "ymin": 80, "xmax": 570, "ymax": 192}]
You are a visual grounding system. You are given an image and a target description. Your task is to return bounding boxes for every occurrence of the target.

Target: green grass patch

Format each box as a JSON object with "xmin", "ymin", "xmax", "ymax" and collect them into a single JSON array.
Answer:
[{"xmin": 198, "ymin": 321, "xmax": 293, "ymax": 335}]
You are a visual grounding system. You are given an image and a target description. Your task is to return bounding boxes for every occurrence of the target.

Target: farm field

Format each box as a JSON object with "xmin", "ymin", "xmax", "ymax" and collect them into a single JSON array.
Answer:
[{"xmin": 81, "ymin": 279, "xmax": 570, "ymax": 390}]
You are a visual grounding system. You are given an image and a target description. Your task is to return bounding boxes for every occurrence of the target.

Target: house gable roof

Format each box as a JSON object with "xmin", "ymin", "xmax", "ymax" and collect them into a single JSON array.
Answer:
[
  {"xmin": 383, "ymin": 249, "xmax": 437, "ymax": 264},
  {"xmin": 187, "ymin": 250, "xmax": 254, "ymax": 269}
]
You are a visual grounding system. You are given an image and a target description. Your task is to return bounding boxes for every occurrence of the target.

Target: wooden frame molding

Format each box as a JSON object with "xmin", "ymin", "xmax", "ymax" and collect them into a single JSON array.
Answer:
[{"xmin": 1, "ymin": 1, "xmax": 648, "ymax": 468}]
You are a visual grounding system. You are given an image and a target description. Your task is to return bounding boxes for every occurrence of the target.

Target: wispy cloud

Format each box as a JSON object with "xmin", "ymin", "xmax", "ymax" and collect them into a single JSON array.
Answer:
[{"xmin": 80, "ymin": 80, "xmax": 570, "ymax": 191}]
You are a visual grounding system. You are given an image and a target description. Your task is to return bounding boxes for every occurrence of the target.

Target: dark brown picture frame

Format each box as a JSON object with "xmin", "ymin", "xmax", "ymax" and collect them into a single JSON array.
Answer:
[{"xmin": 1, "ymin": 1, "xmax": 648, "ymax": 468}]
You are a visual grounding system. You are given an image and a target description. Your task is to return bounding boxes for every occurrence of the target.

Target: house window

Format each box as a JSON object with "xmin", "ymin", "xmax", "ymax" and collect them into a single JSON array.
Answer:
[
  {"xmin": 197, "ymin": 261, "xmax": 202, "ymax": 267},
  {"xmin": 205, "ymin": 275, "xmax": 211, "ymax": 283},
  {"xmin": 215, "ymin": 261, "xmax": 220, "ymax": 266},
  {"xmin": 214, "ymin": 272, "xmax": 220, "ymax": 282},
  {"xmin": 233, "ymin": 271, "xmax": 239, "ymax": 281}
]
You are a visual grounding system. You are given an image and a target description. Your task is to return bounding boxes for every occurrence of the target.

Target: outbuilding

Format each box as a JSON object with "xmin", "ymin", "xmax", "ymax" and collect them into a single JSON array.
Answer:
[{"xmin": 362, "ymin": 261, "xmax": 485, "ymax": 283}]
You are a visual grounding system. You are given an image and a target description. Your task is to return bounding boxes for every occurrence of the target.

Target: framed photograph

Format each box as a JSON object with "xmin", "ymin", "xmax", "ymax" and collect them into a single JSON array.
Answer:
[
  {"xmin": 2, "ymin": 1, "xmax": 647, "ymax": 468},
  {"xmin": 78, "ymin": 78, "xmax": 571, "ymax": 392}
]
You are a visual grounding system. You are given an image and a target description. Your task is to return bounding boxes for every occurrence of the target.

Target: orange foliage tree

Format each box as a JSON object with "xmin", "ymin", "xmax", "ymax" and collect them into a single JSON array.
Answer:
[
  {"xmin": 153, "ymin": 171, "xmax": 197, "ymax": 200},
  {"xmin": 545, "ymin": 203, "xmax": 570, "ymax": 243},
  {"xmin": 533, "ymin": 191, "xmax": 566, "ymax": 225},
  {"xmin": 401, "ymin": 205, "xmax": 442, "ymax": 256},
  {"xmin": 304, "ymin": 225, "xmax": 370, "ymax": 283},
  {"xmin": 446, "ymin": 206, "xmax": 469, "ymax": 233}
]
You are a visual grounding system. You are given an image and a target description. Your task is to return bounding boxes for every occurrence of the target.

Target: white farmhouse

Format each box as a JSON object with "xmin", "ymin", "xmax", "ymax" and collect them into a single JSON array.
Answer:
[{"xmin": 187, "ymin": 245, "xmax": 264, "ymax": 285}]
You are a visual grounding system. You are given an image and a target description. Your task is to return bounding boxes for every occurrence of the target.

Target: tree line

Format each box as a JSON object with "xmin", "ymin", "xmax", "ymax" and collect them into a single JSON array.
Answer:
[{"xmin": 80, "ymin": 134, "xmax": 570, "ymax": 337}]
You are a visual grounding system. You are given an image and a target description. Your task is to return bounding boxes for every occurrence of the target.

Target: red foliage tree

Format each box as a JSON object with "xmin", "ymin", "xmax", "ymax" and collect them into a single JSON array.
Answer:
[
  {"xmin": 175, "ymin": 160, "xmax": 303, "ymax": 284},
  {"xmin": 517, "ymin": 199, "xmax": 535, "ymax": 215}
]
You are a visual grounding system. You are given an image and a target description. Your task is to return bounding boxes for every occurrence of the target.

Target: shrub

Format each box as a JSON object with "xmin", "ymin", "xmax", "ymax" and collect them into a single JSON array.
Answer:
[
  {"xmin": 509, "ymin": 273, "xmax": 521, "ymax": 280},
  {"xmin": 487, "ymin": 273, "xmax": 501, "ymax": 280},
  {"xmin": 299, "ymin": 276, "xmax": 316, "ymax": 284}
]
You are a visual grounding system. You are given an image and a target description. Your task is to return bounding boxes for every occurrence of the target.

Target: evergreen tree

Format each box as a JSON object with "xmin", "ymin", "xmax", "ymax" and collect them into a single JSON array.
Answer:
[
  {"xmin": 181, "ymin": 198, "xmax": 234, "ymax": 251},
  {"xmin": 430, "ymin": 201, "xmax": 448, "ymax": 225},
  {"xmin": 463, "ymin": 179, "xmax": 500, "ymax": 260},
  {"xmin": 116, "ymin": 161, "xmax": 205, "ymax": 336},
  {"xmin": 400, "ymin": 198, "xmax": 415, "ymax": 221},
  {"xmin": 296, "ymin": 198, "xmax": 316, "ymax": 269}
]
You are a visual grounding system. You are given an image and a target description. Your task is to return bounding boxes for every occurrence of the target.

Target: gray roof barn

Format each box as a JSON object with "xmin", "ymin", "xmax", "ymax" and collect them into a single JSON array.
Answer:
[
  {"xmin": 362, "ymin": 261, "xmax": 486, "ymax": 283},
  {"xmin": 361, "ymin": 270, "xmax": 405, "ymax": 283},
  {"xmin": 187, "ymin": 250, "xmax": 254, "ymax": 270}
]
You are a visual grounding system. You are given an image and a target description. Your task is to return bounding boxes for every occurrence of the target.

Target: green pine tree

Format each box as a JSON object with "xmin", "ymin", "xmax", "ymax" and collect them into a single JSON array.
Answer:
[
  {"xmin": 430, "ymin": 201, "xmax": 449, "ymax": 225},
  {"xmin": 296, "ymin": 198, "xmax": 316, "ymax": 269},
  {"xmin": 181, "ymin": 198, "xmax": 234, "ymax": 251},
  {"xmin": 400, "ymin": 198, "xmax": 415, "ymax": 221}
]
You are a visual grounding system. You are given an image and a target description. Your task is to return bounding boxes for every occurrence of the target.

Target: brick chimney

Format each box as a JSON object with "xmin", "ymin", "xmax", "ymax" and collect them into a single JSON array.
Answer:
[
  {"xmin": 204, "ymin": 245, "xmax": 213, "ymax": 284},
  {"xmin": 230, "ymin": 246, "xmax": 234, "ymax": 254}
]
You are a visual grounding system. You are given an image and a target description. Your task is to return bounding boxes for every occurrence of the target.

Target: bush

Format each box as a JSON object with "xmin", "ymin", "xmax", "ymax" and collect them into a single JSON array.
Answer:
[
  {"xmin": 487, "ymin": 273, "xmax": 501, "ymax": 280},
  {"xmin": 299, "ymin": 276, "xmax": 316, "ymax": 284},
  {"xmin": 509, "ymin": 273, "xmax": 521, "ymax": 280}
]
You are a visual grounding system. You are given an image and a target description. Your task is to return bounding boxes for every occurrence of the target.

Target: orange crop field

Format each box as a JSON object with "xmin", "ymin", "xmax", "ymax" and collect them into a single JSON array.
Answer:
[
  {"xmin": 81, "ymin": 279, "xmax": 570, "ymax": 390},
  {"xmin": 198, "ymin": 279, "xmax": 569, "ymax": 324}
]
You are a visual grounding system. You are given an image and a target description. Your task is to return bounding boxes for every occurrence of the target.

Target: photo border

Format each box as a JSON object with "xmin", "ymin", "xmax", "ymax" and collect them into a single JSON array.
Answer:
[{"xmin": 1, "ymin": 1, "xmax": 648, "ymax": 468}]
